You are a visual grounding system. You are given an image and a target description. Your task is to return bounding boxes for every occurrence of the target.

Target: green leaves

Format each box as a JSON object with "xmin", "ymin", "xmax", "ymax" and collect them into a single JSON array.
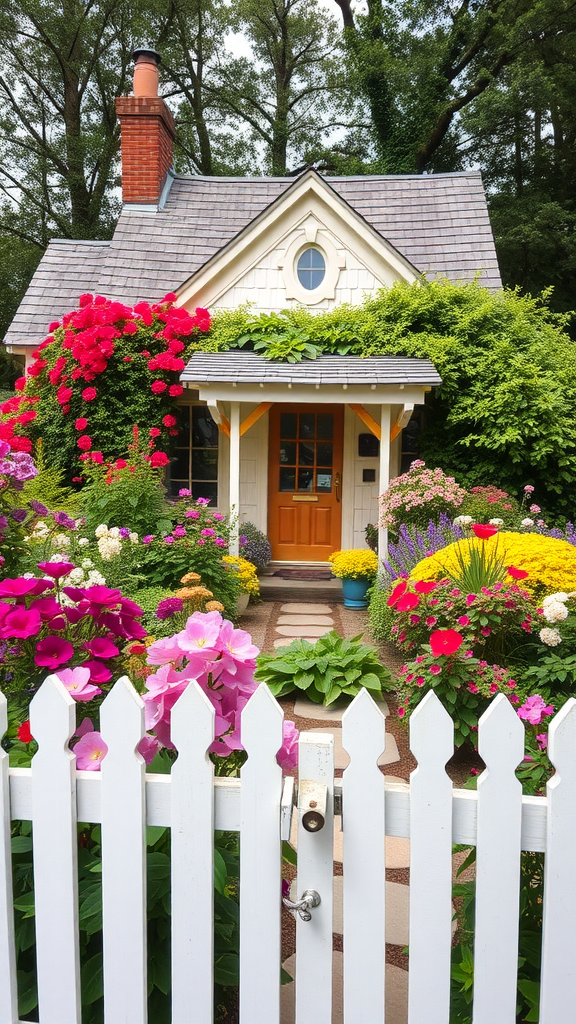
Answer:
[{"xmin": 255, "ymin": 629, "xmax": 392, "ymax": 705}]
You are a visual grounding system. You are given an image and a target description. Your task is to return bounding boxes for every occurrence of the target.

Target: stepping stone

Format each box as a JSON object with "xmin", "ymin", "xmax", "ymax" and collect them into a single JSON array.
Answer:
[
  {"xmin": 331, "ymin": 876, "xmax": 409, "ymax": 946},
  {"xmin": 277, "ymin": 615, "xmax": 334, "ymax": 627},
  {"xmin": 294, "ymin": 695, "xmax": 389, "ymax": 722},
  {"xmin": 275, "ymin": 625, "xmax": 332, "ymax": 638},
  {"xmin": 273, "ymin": 637, "xmax": 300, "ymax": 648},
  {"xmin": 303, "ymin": 727, "xmax": 400, "ymax": 769},
  {"xmin": 280, "ymin": 952, "xmax": 407, "ymax": 1024},
  {"xmin": 280, "ymin": 603, "xmax": 334, "ymax": 614}
]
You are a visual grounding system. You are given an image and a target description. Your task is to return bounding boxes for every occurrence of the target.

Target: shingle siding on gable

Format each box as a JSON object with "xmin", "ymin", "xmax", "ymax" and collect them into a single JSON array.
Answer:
[{"xmin": 4, "ymin": 170, "xmax": 501, "ymax": 349}]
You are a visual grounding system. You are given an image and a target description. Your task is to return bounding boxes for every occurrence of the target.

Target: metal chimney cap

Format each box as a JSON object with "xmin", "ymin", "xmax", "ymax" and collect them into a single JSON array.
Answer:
[{"xmin": 132, "ymin": 48, "xmax": 161, "ymax": 65}]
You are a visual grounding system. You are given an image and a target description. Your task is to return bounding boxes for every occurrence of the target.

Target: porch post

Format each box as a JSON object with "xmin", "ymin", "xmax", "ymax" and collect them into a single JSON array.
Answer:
[
  {"xmin": 378, "ymin": 405, "xmax": 391, "ymax": 566},
  {"xmin": 229, "ymin": 402, "xmax": 241, "ymax": 556}
]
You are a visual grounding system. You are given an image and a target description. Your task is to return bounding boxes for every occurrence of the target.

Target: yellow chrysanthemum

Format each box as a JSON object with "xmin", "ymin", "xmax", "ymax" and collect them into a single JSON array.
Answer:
[
  {"xmin": 410, "ymin": 532, "xmax": 576, "ymax": 598},
  {"xmin": 223, "ymin": 555, "xmax": 260, "ymax": 597},
  {"xmin": 329, "ymin": 548, "xmax": 378, "ymax": 580}
]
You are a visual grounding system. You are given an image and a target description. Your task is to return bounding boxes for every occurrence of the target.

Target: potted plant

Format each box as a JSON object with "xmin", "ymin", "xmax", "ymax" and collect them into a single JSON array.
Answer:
[{"xmin": 328, "ymin": 548, "xmax": 379, "ymax": 608}]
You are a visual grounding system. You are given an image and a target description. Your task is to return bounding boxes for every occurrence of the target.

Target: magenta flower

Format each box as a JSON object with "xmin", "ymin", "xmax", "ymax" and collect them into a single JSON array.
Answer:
[
  {"xmin": 75, "ymin": 731, "xmax": 108, "ymax": 770},
  {"xmin": 142, "ymin": 535, "xmax": 154, "ymax": 544},
  {"xmin": 84, "ymin": 586, "xmax": 122, "ymax": 610},
  {"xmin": 213, "ymin": 513, "xmax": 224, "ymax": 521},
  {"xmin": 536, "ymin": 733, "xmax": 548, "ymax": 751},
  {"xmin": 37, "ymin": 562, "xmax": 75, "ymax": 579},
  {"xmin": 30, "ymin": 597, "xmax": 62, "ymax": 621},
  {"xmin": 146, "ymin": 635, "xmax": 187, "ymax": 665},
  {"xmin": 215, "ymin": 537, "xmax": 227, "ymax": 547},
  {"xmin": 0, "ymin": 578, "xmax": 53, "ymax": 598},
  {"xmin": 465, "ymin": 594, "xmax": 476, "ymax": 606},
  {"xmin": 197, "ymin": 497, "xmax": 210, "ymax": 505},
  {"xmin": 425, "ymin": 616, "xmax": 437, "ymax": 627},
  {"xmin": 34, "ymin": 636, "xmax": 74, "ymax": 669},
  {"xmin": 56, "ymin": 667, "xmax": 102, "ymax": 701},
  {"xmin": 201, "ymin": 528, "xmax": 215, "ymax": 538},
  {"xmin": 277, "ymin": 720, "xmax": 299, "ymax": 772},
  {"xmin": 173, "ymin": 526, "xmax": 186, "ymax": 538},
  {"xmin": 2, "ymin": 605, "xmax": 42, "ymax": 639},
  {"xmin": 185, "ymin": 510, "xmax": 200, "ymax": 519},
  {"xmin": 80, "ymin": 660, "xmax": 113, "ymax": 684},
  {"xmin": 137, "ymin": 735, "xmax": 160, "ymax": 765},
  {"xmin": 197, "ymin": 539, "xmax": 206, "ymax": 546},
  {"xmin": 178, "ymin": 488, "xmax": 192, "ymax": 497},
  {"xmin": 429, "ymin": 664, "xmax": 442, "ymax": 675},
  {"xmin": 517, "ymin": 695, "xmax": 554, "ymax": 726},
  {"xmin": 164, "ymin": 536, "xmax": 174, "ymax": 544},
  {"xmin": 457, "ymin": 615, "xmax": 470, "ymax": 626},
  {"xmin": 83, "ymin": 637, "xmax": 120, "ymax": 659}
]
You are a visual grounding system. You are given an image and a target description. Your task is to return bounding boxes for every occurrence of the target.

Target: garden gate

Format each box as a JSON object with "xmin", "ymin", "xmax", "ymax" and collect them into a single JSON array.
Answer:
[{"xmin": 1, "ymin": 676, "xmax": 576, "ymax": 1024}]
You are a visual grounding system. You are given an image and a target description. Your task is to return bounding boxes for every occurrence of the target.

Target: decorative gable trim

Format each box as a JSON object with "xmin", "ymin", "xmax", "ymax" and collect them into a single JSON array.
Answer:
[{"xmin": 176, "ymin": 169, "xmax": 420, "ymax": 311}]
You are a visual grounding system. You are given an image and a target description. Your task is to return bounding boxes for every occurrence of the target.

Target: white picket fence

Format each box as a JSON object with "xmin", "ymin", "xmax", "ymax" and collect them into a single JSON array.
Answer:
[{"xmin": 1, "ymin": 676, "xmax": 576, "ymax": 1024}]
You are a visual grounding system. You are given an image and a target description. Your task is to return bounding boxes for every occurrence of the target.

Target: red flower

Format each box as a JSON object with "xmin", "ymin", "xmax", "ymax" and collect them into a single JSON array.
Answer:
[
  {"xmin": 17, "ymin": 721, "xmax": 33, "ymax": 744},
  {"xmin": 472, "ymin": 524, "xmax": 498, "ymax": 540},
  {"xmin": 168, "ymin": 339, "xmax": 185, "ymax": 354},
  {"xmin": 414, "ymin": 580, "xmax": 438, "ymax": 595},
  {"xmin": 123, "ymin": 322, "xmax": 138, "ymax": 334},
  {"xmin": 123, "ymin": 356, "xmax": 132, "ymax": 362},
  {"xmin": 150, "ymin": 451, "xmax": 169, "ymax": 468},
  {"xmin": 10, "ymin": 435, "xmax": 32, "ymax": 453},
  {"xmin": 149, "ymin": 427, "xmax": 161, "ymax": 438},
  {"xmin": 77, "ymin": 435, "xmax": 92, "ymax": 451},
  {"xmin": 163, "ymin": 292, "xmax": 177, "ymax": 302},
  {"xmin": 396, "ymin": 592, "xmax": 420, "ymax": 612},
  {"xmin": 169, "ymin": 384, "xmax": 183, "ymax": 397},
  {"xmin": 72, "ymin": 476, "xmax": 83, "ymax": 482},
  {"xmin": 151, "ymin": 380, "xmax": 167, "ymax": 394},
  {"xmin": 15, "ymin": 376, "xmax": 26, "ymax": 391},
  {"xmin": 116, "ymin": 458, "xmax": 128, "ymax": 469},
  {"xmin": 56, "ymin": 386, "xmax": 73, "ymax": 405},
  {"xmin": 75, "ymin": 418, "xmax": 88, "ymax": 430},
  {"xmin": 387, "ymin": 580, "xmax": 408, "ymax": 607},
  {"xmin": 194, "ymin": 307, "xmax": 211, "ymax": 332},
  {"xmin": 507, "ymin": 566, "xmax": 529, "ymax": 581},
  {"xmin": 162, "ymin": 414, "xmax": 177, "ymax": 428},
  {"xmin": 82, "ymin": 387, "xmax": 97, "ymax": 401},
  {"xmin": 79, "ymin": 293, "xmax": 93, "ymax": 307},
  {"xmin": 62, "ymin": 404, "xmax": 71, "ymax": 414},
  {"xmin": 90, "ymin": 451, "xmax": 103, "ymax": 464},
  {"xmin": 429, "ymin": 629, "xmax": 464, "ymax": 657}
]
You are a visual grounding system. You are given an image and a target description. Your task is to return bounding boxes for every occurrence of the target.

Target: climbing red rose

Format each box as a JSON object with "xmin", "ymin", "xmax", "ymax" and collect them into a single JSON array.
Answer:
[
  {"xmin": 77, "ymin": 435, "xmax": 92, "ymax": 451},
  {"xmin": 150, "ymin": 451, "xmax": 170, "ymax": 468},
  {"xmin": 429, "ymin": 630, "xmax": 464, "ymax": 657},
  {"xmin": 151, "ymin": 380, "xmax": 167, "ymax": 394},
  {"xmin": 82, "ymin": 387, "xmax": 97, "ymax": 402}
]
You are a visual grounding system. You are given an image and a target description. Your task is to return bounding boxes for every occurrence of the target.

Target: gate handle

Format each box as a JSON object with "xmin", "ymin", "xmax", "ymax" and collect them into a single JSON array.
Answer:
[{"xmin": 283, "ymin": 889, "xmax": 321, "ymax": 922}]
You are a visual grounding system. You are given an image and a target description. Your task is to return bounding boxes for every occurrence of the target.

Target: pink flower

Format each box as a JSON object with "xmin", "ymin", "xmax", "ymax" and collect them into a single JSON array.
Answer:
[
  {"xmin": 218, "ymin": 619, "xmax": 260, "ymax": 661},
  {"xmin": 0, "ymin": 578, "xmax": 53, "ymax": 598},
  {"xmin": 465, "ymin": 595, "xmax": 476, "ymax": 607},
  {"xmin": 34, "ymin": 636, "xmax": 74, "ymax": 669},
  {"xmin": 83, "ymin": 637, "xmax": 120, "ymax": 659},
  {"xmin": 215, "ymin": 537, "xmax": 227, "ymax": 547},
  {"xmin": 397, "ymin": 707, "xmax": 406, "ymax": 718},
  {"xmin": 177, "ymin": 610, "xmax": 223, "ymax": 654},
  {"xmin": 137, "ymin": 735, "xmax": 160, "ymax": 765},
  {"xmin": 201, "ymin": 528, "xmax": 215, "ymax": 538},
  {"xmin": 80, "ymin": 660, "xmax": 113, "ymax": 684},
  {"xmin": 530, "ymin": 504, "xmax": 541, "ymax": 514},
  {"xmin": 409, "ymin": 614, "xmax": 421, "ymax": 624},
  {"xmin": 464, "ymin": 649, "xmax": 474, "ymax": 658},
  {"xmin": 146, "ymin": 635, "xmax": 186, "ymax": 665},
  {"xmin": 429, "ymin": 664, "xmax": 441, "ymax": 675},
  {"xmin": 75, "ymin": 731, "xmax": 108, "ymax": 770},
  {"xmin": 2, "ymin": 605, "xmax": 42, "ymax": 639},
  {"xmin": 429, "ymin": 629, "xmax": 463, "ymax": 657},
  {"xmin": 457, "ymin": 615, "xmax": 470, "ymax": 626},
  {"xmin": 185, "ymin": 509, "xmax": 200, "ymax": 519},
  {"xmin": 56, "ymin": 667, "xmax": 102, "ymax": 701},
  {"xmin": 425, "ymin": 616, "xmax": 437, "ymax": 627},
  {"xmin": 517, "ymin": 695, "xmax": 554, "ymax": 726},
  {"xmin": 536, "ymin": 733, "xmax": 548, "ymax": 751},
  {"xmin": 524, "ymin": 484, "xmax": 535, "ymax": 493},
  {"xmin": 468, "ymin": 683, "xmax": 479, "ymax": 693},
  {"xmin": 173, "ymin": 526, "xmax": 186, "ymax": 538},
  {"xmin": 277, "ymin": 721, "xmax": 299, "ymax": 772},
  {"xmin": 37, "ymin": 561, "xmax": 75, "ymax": 579},
  {"xmin": 415, "ymin": 676, "xmax": 425, "ymax": 687},
  {"xmin": 480, "ymin": 627, "xmax": 492, "ymax": 637}
]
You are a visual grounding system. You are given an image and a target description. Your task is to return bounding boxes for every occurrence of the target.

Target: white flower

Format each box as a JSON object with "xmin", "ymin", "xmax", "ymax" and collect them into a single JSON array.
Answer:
[
  {"xmin": 67, "ymin": 567, "xmax": 85, "ymax": 584},
  {"xmin": 87, "ymin": 570, "xmax": 106, "ymax": 585},
  {"xmin": 108, "ymin": 527, "xmax": 120, "ymax": 539},
  {"xmin": 95, "ymin": 524, "xmax": 109, "ymax": 538},
  {"xmin": 129, "ymin": 532, "xmax": 138, "ymax": 544},
  {"xmin": 78, "ymin": 537, "xmax": 89, "ymax": 547},
  {"xmin": 81, "ymin": 558, "xmax": 94, "ymax": 570},
  {"xmin": 97, "ymin": 536, "xmax": 121, "ymax": 560},
  {"xmin": 49, "ymin": 553, "xmax": 70, "ymax": 562},
  {"xmin": 543, "ymin": 601, "xmax": 569, "ymax": 624},
  {"xmin": 539, "ymin": 627, "xmax": 562, "ymax": 647},
  {"xmin": 54, "ymin": 533, "xmax": 71, "ymax": 548},
  {"xmin": 521, "ymin": 518, "xmax": 534, "ymax": 528},
  {"xmin": 543, "ymin": 592, "xmax": 568, "ymax": 605},
  {"xmin": 454, "ymin": 515, "xmax": 473, "ymax": 526},
  {"xmin": 488, "ymin": 518, "xmax": 504, "ymax": 526}
]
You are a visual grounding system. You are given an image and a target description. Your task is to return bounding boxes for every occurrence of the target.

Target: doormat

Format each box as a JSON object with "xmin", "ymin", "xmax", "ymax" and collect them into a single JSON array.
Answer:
[{"xmin": 272, "ymin": 569, "xmax": 334, "ymax": 580}]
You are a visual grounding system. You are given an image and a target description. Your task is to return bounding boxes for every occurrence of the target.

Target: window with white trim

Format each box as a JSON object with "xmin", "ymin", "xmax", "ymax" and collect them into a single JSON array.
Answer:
[
  {"xmin": 169, "ymin": 405, "xmax": 219, "ymax": 503},
  {"xmin": 296, "ymin": 247, "xmax": 326, "ymax": 290}
]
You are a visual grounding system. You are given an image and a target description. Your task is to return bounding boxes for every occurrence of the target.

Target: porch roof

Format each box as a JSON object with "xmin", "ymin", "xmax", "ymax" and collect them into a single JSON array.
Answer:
[{"xmin": 181, "ymin": 351, "xmax": 441, "ymax": 387}]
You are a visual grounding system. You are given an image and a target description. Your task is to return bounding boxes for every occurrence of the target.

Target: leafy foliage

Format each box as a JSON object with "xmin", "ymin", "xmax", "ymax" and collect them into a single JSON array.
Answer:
[{"xmin": 255, "ymin": 630, "xmax": 392, "ymax": 704}]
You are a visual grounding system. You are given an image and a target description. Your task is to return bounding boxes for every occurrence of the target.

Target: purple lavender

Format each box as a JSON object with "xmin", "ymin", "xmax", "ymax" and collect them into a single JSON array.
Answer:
[
  {"xmin": 53, "ymin": 511, "xmax": 76, "ymax": 530},
  {"xmin": 11, "ymin": 509, "xmax": 27, "ymax": 523},
  {"xmin": 156, "ymin": 597, "xmax": 184, "ymax": 620},
  {"xmin": 381, "ymin": 515, "xmax": 465, "ymax": 582}
]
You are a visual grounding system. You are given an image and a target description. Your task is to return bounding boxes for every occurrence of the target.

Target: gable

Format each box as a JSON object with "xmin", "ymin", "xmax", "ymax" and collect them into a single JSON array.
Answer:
[{"xmin": 176, "ymin": 171, "xmax": 420, "ymax": 313}]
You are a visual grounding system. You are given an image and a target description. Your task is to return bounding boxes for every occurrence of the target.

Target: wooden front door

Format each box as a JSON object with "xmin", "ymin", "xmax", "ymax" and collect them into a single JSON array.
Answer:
[{"xmin": 268, "ymin": 405, "xmax": 343, "ymax": 561}]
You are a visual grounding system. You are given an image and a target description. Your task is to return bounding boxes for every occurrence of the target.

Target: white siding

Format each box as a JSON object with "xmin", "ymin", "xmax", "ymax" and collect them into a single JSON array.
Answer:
[{"xmin": 239, "ymin": 408, "xmax": 268, "ymax": 533}]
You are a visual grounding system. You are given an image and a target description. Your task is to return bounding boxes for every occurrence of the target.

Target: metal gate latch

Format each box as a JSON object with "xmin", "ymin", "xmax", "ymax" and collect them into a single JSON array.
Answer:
[{"xmin": 283, "ymin": 889, "xmax": 321, "ymax": 922}]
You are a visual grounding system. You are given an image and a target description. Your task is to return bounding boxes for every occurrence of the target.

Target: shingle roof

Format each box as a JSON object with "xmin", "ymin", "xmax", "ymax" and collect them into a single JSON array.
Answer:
[
  {"xmin": 4, "ymin": 169, "xmax": 501, "ymax": 347},
  {"xmin": 182, "ymin": 351, "xmax": 442, "ymax": 386},
  {"xmin": 5, "ymin": 240, "xmax": 110, "ymax": 347}
]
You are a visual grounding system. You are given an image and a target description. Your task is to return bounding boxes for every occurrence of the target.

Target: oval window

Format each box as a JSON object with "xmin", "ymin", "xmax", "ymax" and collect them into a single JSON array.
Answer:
[{"xmin": 296, "ymin": 247, "xmax": 326, "ymax": 290}]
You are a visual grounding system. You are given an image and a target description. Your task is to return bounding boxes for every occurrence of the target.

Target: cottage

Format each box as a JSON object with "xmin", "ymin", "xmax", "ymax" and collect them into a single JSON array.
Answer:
[{"xmin": 3, "ymin": 49, "xmax": 500, "ymax": 564}]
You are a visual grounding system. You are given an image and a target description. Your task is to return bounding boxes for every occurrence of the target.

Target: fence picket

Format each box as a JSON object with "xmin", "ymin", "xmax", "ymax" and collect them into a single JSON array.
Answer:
[
  {"xmin": 295, "ymin": 731, "xmax": 334, "ymax": 1024},
  {"xmin": 170, "ymin": 680, "xmax": 215, "ymax": 1024},
  {"xmin": 0, "ymin": 692, "xmax": 17, "ymax": 1024},
  {"xmin": 30, "ymin": 676, "xmax": 81, "ymax": 1024},
  {"xmin": 239, "ymin": 684, "xmax": 284, "ymax": 1024},
  {"xmin": 408, "ymin": 691, "xmax": 454, "ymax": 1024},
  {"xmin": 341, "ymin": 688, "xmax": 386, "ymax": 1024},
  {"xmin": 473, "ymin": 694, "xmax": 524, "ymax": 1024},
  {"xmin": 539, "ymin": 697, "xmax": 576, "ymax": 1023},
  {"xmin": 100, "ymin": 677, "xmax": 147, "ymax": 1024}
]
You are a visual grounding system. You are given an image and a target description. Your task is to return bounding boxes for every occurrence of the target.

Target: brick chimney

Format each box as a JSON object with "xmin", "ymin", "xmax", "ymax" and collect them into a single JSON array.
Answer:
[{"xmin": 115, "ymin": 48, "xmax": 175, "ymax": 206}]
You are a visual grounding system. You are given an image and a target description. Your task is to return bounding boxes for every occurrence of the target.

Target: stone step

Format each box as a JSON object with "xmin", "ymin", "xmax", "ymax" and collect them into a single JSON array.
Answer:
[
  {"xmin": 303, "ymin": 727, "xmax": 400, "ymax": 769},
  {"xmin": 280, "ymin": 952, "xmax": 407, "ymax": 1024},
  {"xmin": 277, "ymin": 615, "xmax": 334, "ymax": 627},
  {"xmin": 280, "ymin": 603, "xmax": 335, "ymax": 614},
  {"xmin": 294, "ymin": 695, "xmax": 389, "ymax": 722},
  {"xmin": 275, "ymin": 625, "xmax": 333, "ymax": 638}
]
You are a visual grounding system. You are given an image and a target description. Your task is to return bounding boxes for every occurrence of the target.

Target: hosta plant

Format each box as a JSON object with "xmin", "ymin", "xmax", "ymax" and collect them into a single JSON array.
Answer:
[{"xmin": 255, "ymin": 630, "xmax": 392, "ymax": 705}]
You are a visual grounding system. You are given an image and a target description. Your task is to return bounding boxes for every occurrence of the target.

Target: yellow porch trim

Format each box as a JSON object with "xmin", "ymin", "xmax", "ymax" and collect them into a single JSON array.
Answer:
[
  {"xmin": 239, "ymin": 402, "xmax": 273, "ymax": 437},
  {"xmin": 348, "ymin": 403, "xmax": 381, "ymax": 440}
]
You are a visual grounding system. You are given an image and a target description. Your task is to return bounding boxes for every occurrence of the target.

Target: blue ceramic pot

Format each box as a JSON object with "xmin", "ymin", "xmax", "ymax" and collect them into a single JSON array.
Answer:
[{"xmin": 341, "ymin": 576, "xmax": 370, "ymax": 608}]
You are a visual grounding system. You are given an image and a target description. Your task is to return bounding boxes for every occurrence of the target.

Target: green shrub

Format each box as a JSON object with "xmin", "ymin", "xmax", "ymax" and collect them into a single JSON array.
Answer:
[
  {"xmin": 459, "ymin": 486, "xmax": 519, "ymax": 528},
  {"xmin": 255, "ymin": 630, "xmax": 392, "ymax": 705},
  {"xmin": 367, "ymin": 584, "xmax": 397, "ymax": 645}
]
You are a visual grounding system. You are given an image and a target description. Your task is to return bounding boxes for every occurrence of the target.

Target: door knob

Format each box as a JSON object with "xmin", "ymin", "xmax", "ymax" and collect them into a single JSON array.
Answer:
[{"xmin": 335, "ymin": 473, "xmax": 341, "ymax": 502}]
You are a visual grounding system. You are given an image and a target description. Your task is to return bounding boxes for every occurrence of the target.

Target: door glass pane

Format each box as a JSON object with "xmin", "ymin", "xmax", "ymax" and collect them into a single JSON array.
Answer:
[
  {"xmin": 192, "ymin": 450, "xmax": 218, "ymax": 480},
  {"xmin": 192, "ymin": 407, "xmax": 218, "ymax": 447},
  {"xmin": 316, "ymin": 471, "xmax": 332, "ymax": 492},
  {"xmin": 298, "ymin": 468, "xmax": 314, "ymax": 491},
  {"xmin": 280, "ymin": 413, "xmax": 297, "ymax": 438},
  {"xmin": 279, "ymin": 468, "xmax": 296, "ymax": 491},
  {"xmin": 316, "ymin": 442, "xmax": 333, "ymax": 467},
  {"xmin": 192, "ymin": 481, "xmax": 217, "ymax": 504},
  {"xmin": 298, "ymin": 442, "xmax": 314, "ymax": 466},
  {"xmin": 279, "ymin": 441, "xmax": 296, "ymax": 465},
  {"xmin": 298, "ymin": 413, "xmax": 315, "ymax": 439},
  {"xmin": 316, "ymin": 414, "xmax": 333, "ymax": 440}
]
